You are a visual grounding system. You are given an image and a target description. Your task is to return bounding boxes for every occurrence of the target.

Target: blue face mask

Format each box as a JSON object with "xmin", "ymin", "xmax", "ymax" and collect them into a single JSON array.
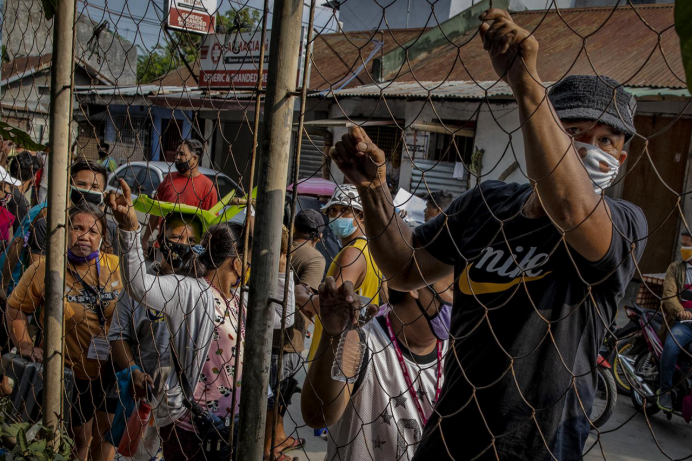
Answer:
[{"xmin": 329, "ymin": 217, "xmax": 357, "ymax": 238}]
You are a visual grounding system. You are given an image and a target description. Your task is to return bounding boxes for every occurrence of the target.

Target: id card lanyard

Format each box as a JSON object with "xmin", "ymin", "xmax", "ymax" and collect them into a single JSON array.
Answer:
[
  {"xmin": 385, "ymin": 313, "xmax": 442, "ymax": 426},
  {"xmin": 68, "ymin": 257, "xmax": 106, "ymax": 329}
]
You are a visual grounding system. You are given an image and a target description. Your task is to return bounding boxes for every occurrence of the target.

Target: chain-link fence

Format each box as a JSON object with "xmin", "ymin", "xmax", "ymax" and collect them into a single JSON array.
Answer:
[{"xmin": 0, "ymin": 0, "xmax": 689, "ymax": 460}]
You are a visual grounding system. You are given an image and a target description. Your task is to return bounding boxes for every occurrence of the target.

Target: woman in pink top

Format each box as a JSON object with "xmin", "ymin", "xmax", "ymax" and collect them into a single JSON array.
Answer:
[{"xmin": 0, "ymin": 166, "xmax": 22, "ymax": 243}]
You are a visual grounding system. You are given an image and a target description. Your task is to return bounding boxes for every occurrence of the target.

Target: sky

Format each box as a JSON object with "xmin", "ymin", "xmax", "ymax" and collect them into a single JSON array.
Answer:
[{"xmin": 76, "ymin": 0, "xmax": 342, "ymax": 53}]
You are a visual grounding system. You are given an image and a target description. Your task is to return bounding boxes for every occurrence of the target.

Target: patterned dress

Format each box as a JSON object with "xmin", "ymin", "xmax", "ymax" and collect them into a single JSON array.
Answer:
[{"xmin": 178, "ymin": 287, "xmax": 244, "ymax": 430}]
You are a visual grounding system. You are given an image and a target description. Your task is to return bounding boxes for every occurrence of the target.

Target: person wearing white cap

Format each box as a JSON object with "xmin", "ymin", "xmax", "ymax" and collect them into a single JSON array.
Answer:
[
  {"xmin": 305, "ymin": 184, "xmax": 384, "ymax": 361},
  {"xmin": 0, "ymin": 166, "xmax": 22, "ymax": 244}
]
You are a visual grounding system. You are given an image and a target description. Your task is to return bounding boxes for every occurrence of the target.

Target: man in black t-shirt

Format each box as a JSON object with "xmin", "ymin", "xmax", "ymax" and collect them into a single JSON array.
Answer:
[{"xmin": 327, "ymin": 9, "xmax": 647, "ymax": 461}]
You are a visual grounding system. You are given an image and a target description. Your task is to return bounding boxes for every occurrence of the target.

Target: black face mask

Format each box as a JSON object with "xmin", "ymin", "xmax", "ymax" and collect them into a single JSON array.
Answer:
[
  {"xmin": 161, "ymin": 240, "xmax": 192, "ymax": 270},
  {"xmin": 70, "ymin": 186, "xmax": 104, "ymax": 206},
  {"xmin": 175, "ymin": 159, "xmax": 192, "ymax": 174}
]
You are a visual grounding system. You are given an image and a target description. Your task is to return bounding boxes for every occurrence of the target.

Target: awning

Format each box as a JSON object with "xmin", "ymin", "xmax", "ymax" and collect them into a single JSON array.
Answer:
[
  {"xmin": 298, "ymin": 117, "xmax": 404, "ymax": 129},
  {"xmin": 410, "ymin": 122, "xmax": 474, "ymax": 137}
]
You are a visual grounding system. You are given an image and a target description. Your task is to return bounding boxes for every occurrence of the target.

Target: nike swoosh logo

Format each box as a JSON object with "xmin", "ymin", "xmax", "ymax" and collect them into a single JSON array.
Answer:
[{"xmin": 459, "ymin": 264, "xmax": 552, "ymax": 295}]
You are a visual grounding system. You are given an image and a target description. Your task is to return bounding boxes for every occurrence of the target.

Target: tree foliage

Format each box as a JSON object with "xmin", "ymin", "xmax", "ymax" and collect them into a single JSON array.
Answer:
[{"xmin": 137, "ymin": 8, "xmax": 262, "ymax": 84}]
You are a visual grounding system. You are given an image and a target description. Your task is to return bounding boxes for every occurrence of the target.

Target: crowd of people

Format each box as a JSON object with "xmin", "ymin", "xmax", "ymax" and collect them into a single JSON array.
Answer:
[{"xmin": 0, "ymin": 7, "xmax": 688, "ymax": 462}]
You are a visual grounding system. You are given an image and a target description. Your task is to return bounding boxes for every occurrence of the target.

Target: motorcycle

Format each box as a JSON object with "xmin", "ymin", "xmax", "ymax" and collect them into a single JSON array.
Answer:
[
  {"xmin": 617, "ymin": 303, "xmax": 692, "ymax": 422},
  {"xmin": 601, "ymin": 317, "xmax": 645, "ymax": 395},
  {"xmin": 590, "ymin": 352, "xmax": 618, "ymax": 428}
]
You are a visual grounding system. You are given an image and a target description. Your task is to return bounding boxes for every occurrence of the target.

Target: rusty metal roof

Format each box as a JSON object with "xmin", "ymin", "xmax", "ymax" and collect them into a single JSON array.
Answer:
[
  {"xmin": 1, "ymin": 55, "xmax": 53, "ymax": 85},
  {"xmin": 312, "ymin": 80, "xmax": 690, "ymax": 100},
  {"xmin": 310, "ymin": 4, "xmax": 686, "ymax": 91},
  {"xmin": 309, "ymin": 29, "xmax": 424, "ymax": 91},
  {"xmin": 317, "ymin": 80, "xmax": 513, "ymax": 99}
]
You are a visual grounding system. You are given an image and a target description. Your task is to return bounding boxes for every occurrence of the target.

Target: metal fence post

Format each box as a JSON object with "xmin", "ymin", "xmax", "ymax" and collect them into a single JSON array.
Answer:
[
  {"xmin": 42, "ymin": 0, "xmax": 76, "ymax": 446},
  {"xmin": 236, "ymin": 0, "xmax": 304, "ymax": 457}
]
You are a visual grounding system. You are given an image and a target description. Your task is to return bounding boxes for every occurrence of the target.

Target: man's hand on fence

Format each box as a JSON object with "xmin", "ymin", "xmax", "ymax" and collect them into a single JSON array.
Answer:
[
  {"xmin": 330, "ymin": 126, "xmax": 387, "ymax": 190},
  {"xmin": 132, "ymin": 368, "xmax": 154, "ymax": 401},
  {"xmin": 18, "ymin": 342, "xmax": 43, "ymax": 363},
  {"xmin": 479, "ymin": 8, "xmax": 539, "ymax": 90},
  {"xmin": 107, "ymin": 179, "xmax": 140, "ymax": 232},
  {"xmin": 677, "ymin": 311, "xmax": 692, "ymax": 321},
  {"xmin": 318, "ymin": 278, "xmax": 377, "ymax": 337}
]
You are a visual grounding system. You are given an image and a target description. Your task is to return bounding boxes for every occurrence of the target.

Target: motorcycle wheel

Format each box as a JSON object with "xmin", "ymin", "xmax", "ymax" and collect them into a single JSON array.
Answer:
[
  {"xmin": 609, "ymin": 337, "xmax": 642, "ymax": 394},
  {"xmin": 629, "ymin": 351, "xmax": 661, "ymax": 416},
  {"xmin": 591, "ymin": 366, "xmax": 618, "ymax": 428}
]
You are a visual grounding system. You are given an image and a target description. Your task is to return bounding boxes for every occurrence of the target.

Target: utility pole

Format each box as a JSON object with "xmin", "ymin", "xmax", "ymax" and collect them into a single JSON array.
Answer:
[
  {"xmin": 43, "ymin": 0, "xmax": 76, "ymax": 448},
  {"xmin": 236, "ymin": 0, "xmax": 304, "ymax": 457}
]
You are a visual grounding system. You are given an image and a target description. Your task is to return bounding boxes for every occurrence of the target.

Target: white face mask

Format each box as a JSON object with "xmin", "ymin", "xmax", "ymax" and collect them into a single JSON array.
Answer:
[{"xmin": 574, "ymin": 141, "xmax": 620, "ymax": 194}]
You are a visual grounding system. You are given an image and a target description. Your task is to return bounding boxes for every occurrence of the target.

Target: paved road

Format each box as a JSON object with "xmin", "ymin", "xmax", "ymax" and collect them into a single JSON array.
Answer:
[
  {"xmin": 280, "ymin": 315, "xmax": 690, "ymax": 461},
  {"xmin": 584, "ymin": 393, "xmax": 691, "ymax": 461},
  {"xmin": 282, "ymin": 369, "xmax": 690, "ymax": 461}
]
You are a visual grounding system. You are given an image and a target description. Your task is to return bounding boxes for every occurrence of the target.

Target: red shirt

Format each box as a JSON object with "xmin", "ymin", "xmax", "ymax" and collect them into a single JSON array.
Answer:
[{"xmin": 154, "ymin": 172, "xmax": 218, "ymax": 226}]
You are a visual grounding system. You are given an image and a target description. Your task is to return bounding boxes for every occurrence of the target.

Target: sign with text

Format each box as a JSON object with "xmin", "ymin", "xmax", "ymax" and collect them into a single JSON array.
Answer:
[
  {"xmin": 199, "ymin": 28, "xmax": 309, "ymax": 89},
  {"xmin": 166, "ymin": 0, "xmax": 218, "ymax": 35}
]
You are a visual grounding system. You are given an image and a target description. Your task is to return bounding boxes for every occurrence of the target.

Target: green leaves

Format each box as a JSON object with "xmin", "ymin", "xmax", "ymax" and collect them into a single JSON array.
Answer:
[
  {"xmin": 0, "ymin": 122, "xmax": 46, "ymax": 152},
  {"xmin": 674, "ymin": 0, "xmax": 691, "ymax": 92},
  {"xmin": 40, "ymin": 0, "xmax": 57, "ymax": 21},
  {"xmin": 0, "ymin": 397, "xmax": 74, "ymax": 461}
]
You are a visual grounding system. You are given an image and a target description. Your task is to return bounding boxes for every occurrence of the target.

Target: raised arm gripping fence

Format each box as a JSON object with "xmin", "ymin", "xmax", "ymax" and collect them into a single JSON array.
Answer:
[{"xmin": 0, "ymin": 0, "xmax": 689, "ymax": 459}]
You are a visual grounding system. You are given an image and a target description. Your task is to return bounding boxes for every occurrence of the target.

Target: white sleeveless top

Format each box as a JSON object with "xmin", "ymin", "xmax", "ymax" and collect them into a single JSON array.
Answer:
[{"xmin": 326, "ymin": 316, "xmax": 448, "ymax": 461}]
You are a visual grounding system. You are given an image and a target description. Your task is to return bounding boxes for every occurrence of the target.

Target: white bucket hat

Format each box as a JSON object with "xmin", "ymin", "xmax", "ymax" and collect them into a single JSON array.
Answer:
[
  {"xmin": 320, "ymin": 184, "xmax": 363, "ymax": 212},
  {"xmin": 0, "ymin": 166, "xmax": 22, "ymax": 187}
]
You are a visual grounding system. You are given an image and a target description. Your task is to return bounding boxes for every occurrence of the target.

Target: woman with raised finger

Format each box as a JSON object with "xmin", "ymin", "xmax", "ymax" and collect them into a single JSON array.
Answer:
[
  {"xmin": 107, "ymin": 211, "xmax": 204, "ymax": 460},
  {"xmin": 5, "ymin": 202, "xmax": 123, "ymax": 460},
  {"xmin": 109, "ymin": 179, "xmax": 294, "ymax": 461}
]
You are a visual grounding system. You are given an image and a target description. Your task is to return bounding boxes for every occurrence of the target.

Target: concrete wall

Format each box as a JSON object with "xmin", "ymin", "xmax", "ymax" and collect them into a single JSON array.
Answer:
[
  {"xmin": 470, "ymin": 102, "xmax": 528, "ymax": 186},
  {"xmin": 3, "ymin": 0, "xmax": 138, "ymax": 85}
]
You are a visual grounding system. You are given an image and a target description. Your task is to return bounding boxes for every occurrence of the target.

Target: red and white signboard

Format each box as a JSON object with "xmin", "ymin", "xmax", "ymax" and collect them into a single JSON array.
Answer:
[
  {"xmin": 166, "ymin": 0, "xmax": 218, "ymax": 35},
  {"xmin": 199, "ymin": 28, "xmax": 310, "ymax": 89}
]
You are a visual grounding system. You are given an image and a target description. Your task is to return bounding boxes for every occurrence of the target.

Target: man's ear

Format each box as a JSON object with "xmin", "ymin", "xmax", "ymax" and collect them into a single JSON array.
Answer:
[
  {"xmin": 409, "ymin": 289, "xmax": 420, "ymax": 300},
  {"xmin": 619, "ymin": 150, "xmax": 627, "ymax": 166}
]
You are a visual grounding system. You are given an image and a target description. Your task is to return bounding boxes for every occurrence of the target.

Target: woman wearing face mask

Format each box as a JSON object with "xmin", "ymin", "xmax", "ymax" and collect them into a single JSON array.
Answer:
[
  {"xmin": 6, "ymin": 203, "xmax": 123, "ymax": 460},
  {"xmin": 109, "ymin": 180, "xmax": 293, "ymax": 460},
  {"xmin": 107, "ymin": 212, "xmax": 203, "ymax": 459},
  {"xmin": 307, "ymin": 184, "xmax": 384, "ymax": 363}
]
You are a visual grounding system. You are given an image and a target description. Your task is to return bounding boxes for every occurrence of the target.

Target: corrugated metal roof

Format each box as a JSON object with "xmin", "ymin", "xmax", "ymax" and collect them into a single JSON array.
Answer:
[
  {"xmin": 309, "ymin": 29, "xmax": 424, "ymax": 91},
  {"xmin": 74, "ymin": 85, "xmax": 189, "ymax": 96},
  {"xmin": 317, "ymin": 80, "xmax": 513, "ymax": 99},
  {"xmin": 314, "ymin": 80, "xmax": 690, "ymax": 100},
  {"xmin": 142, "ymin": 5, "xmax": 686, "ymax": 93},
  {"xmin": 311, "ymin": 4, "xmax": 686, "ymax": 90}
]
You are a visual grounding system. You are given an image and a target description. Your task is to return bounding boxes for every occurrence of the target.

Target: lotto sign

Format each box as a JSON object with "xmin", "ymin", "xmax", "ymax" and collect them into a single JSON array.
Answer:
[
  {"xmin": 166, "ymin": 0, "xmax": 218, "ymax": 35},
  {"xmin": 200, "ymin": 28, "xmax": 310, "ymax": 89}
]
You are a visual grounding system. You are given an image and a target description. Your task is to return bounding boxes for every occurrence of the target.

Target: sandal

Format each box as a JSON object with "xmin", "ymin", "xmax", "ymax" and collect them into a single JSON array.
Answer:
[{"xmin": 280, "ymin": 437, "xmax": 306, "ymax": 453}]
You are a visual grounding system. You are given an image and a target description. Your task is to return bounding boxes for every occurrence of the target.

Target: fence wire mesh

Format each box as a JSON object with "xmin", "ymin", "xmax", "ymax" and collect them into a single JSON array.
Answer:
[{"xmin": 0, "ymin": 0, "xmax": 689, "ymax": 460}]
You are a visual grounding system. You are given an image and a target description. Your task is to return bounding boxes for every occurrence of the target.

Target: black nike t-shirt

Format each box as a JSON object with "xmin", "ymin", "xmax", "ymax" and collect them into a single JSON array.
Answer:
[{"xmin": 412, "ymin": 181, "xmax": 647, "ymax": 461}]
